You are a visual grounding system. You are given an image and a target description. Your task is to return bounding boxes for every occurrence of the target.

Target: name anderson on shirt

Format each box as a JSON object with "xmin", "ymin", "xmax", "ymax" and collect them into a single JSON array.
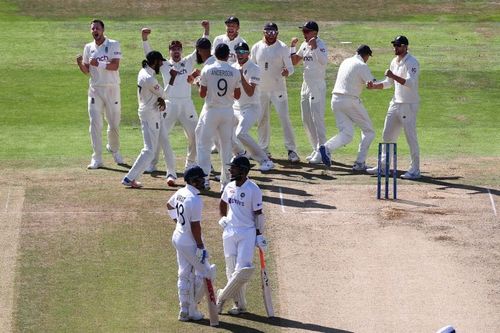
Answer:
[{"xmin": 210, "ymin": 69, "xmax": 234, "ymax": 77}]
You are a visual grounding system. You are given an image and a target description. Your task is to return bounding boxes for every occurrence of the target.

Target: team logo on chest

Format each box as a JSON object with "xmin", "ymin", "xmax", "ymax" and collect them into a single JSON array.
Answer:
[{"xmin": 240, "ymin": 192, "xmax": 246, "ymax": 198}]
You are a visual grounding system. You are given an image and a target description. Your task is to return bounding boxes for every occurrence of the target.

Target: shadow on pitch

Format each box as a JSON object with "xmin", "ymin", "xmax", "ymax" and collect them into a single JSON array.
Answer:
[
  {"xmin": 370, "ymin": 172, "xmax": 500, "ymax": 197},
  {"xmin": 240, "ymin": 313, "xmax": 353, "ymax": 333},
  {"xmin": 190, "ymin": 313, "xmax": 353, "ymax": 333}
]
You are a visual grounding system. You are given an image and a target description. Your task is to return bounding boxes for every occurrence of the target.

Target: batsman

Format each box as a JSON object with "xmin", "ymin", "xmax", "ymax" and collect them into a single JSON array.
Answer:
[
  {"xmin": 167, "ymin": 166, "xmax": 216, "ymax": 322},
  {"xmin": 217, "ymin": 156, "xmax": 268, "ymax": 315}
]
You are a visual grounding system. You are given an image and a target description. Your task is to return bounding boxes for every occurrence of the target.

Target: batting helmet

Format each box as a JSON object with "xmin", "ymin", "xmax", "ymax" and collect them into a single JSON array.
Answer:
[
  {"xmin": 228, "ymin": 156, "xmax": 253, "ymax": 171},
  {"xmin": 184, "ymin": 166, "xmax": 207, "ymax": 183}
]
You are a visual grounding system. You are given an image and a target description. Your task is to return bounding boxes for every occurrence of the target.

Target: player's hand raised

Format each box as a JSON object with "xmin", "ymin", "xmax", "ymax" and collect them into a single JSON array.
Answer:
[{"xmin": 141, "ymin": 28, "xmax": 151, "ymax": 41}]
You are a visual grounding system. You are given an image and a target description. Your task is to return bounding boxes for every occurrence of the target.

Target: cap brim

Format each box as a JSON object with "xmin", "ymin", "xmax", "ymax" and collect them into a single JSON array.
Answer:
[{"xmin": 227, "ymin": 163, "xmax": 255, "ymax": 169}]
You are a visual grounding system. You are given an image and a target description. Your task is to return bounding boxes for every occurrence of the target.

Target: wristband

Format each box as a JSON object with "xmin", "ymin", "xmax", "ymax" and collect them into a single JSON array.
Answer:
[
  {"xmin": 98, "ymin": 61, "xmax": 107, "ymax": 69},
  {"xmin": 168, "ymin": 208, "xmax": 177, "ymax": 220}
]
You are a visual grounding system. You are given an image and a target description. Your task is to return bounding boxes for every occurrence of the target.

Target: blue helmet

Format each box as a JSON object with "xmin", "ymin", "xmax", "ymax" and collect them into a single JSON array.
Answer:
[{"xmin": 184, "ymin": 166, "xmax": 207, "ymax": 183}]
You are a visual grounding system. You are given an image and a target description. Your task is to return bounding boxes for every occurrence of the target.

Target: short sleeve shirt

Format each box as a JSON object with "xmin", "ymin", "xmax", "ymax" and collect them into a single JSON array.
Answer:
[
  {"xmin": 297, "ymin": 37, "xmax": 328, "ymax": 83},
  {"xmin": 83, "ymin": 37, "xmax": 121, "ymax": 86},
  {"xmin": 221, "ymin": 179, "xmax": 263, "ymax": 229},
  {"xmin": 232, "ymin": 59, "xmax": 261, "ymax": 106},
  {"xmin": 168, "ymin": 184, "xmax": 203, "ymax": 246},
  {"xmin": 333, "ymin": 54, "xmax": 375, "ymax": 98},
  {"xmin": 212, "ymin": 34, "xmax": 247, "ymax": 65},
  {"xmin": 200, "ymin": 60, "xmax": 241, "ymax": 108},
  {"xmin": 250, "ymin": 40, "xmax": 294, "ymax": 92}
]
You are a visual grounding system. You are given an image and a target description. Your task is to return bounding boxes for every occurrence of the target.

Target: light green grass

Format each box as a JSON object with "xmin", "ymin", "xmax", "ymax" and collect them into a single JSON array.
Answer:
[{"xmin": 1, "ymin": 0, "xmax": 499, "ymax": 332}]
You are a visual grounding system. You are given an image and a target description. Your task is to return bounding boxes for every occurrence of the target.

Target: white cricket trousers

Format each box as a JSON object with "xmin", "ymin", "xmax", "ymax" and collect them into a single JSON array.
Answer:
[
  {"xmin": 325, "ymin": 94, "xmax": 375, "ymax": 164},
  {"xmin": 87, "ymin": 85, "xmax": 121, "ymax": 162},
  {"xmin": 124, "ymin": 110, "xmax": 161, "ymax": 181},
  {"xmin": 232, "ymin": 103, "xmax": 268, "ymax": 163},
  {"xmin": 150, "ymin": 98, "xmax": 199, "ymax": 174},
  {"xmin": 172, "ymin": 235, "xmax": 209, "ymax": 308},
  {"xmin": 301, "ymin": 80, "xmax": 327, "ymax": 151},
  {"xmin": 195, "ymin": 105, "xmax": 233, "ymax": 186},
  {"xmin": 257, "ymin": 91, "xmax": 297, "ymax": 152},
  {"xmin": 222, "ymin": 227, "xmax": 256, "ymax": 271},
  {"xmin": 380, "ymin": 100, "xmax": 420, "ymax": 174}
]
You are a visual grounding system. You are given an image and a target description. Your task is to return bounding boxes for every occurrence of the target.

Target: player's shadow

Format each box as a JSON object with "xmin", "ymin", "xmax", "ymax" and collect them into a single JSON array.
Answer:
[
  {"xmin": 240, "ymin": 313, "xmax": 353, "ymax": 333},
  {"xmin": 261, "ymin": 188, "xmax": 336, "ymax": 210},
  {"xmin": 370, "ymin": 173, "xmax": 500, "ymax": 197},
  {"xmin": 190, "ymin": 314, "xmax": 353, "ymax": 333},
  {"xmin": 98, "ymin": 164, "xmax": 130, "ymax": 173}
]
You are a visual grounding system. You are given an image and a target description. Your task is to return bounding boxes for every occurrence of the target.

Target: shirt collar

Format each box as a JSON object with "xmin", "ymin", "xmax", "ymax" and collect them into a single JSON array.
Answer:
[
  {"xmin": 397, "ymin": 52, "xmax": 410, "ymax": 64},
  {"xmin": 145, "ymin": 65, "xmax": 156, "ymax": 75},
  {"xmin": 186, "ymin": 184, "xmax": 201, "ymax": 195},
  {"xmin": 94, "ymin": 37, "xmax": 108, "ymax": 48}
]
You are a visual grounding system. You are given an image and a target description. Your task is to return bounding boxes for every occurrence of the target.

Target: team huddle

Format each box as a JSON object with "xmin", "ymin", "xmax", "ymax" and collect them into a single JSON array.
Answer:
[{"xmin": 76, "ymin": 16, "xmax": 422, "ymax": 322}]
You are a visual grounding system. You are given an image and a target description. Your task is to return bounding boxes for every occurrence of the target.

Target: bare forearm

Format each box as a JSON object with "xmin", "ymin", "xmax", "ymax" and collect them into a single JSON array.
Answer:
[{"xmin": 191, "ymin": 222, "xmax": 204, "ymax": 248}]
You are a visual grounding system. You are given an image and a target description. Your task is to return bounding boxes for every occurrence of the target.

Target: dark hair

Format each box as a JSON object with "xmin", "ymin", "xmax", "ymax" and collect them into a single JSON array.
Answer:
[
  {"xmin": 91, "ymin": 19, "xmax": 105, "ymax": 30},
  {"xmin": 215, "ymin": 43, "xmax": 230, "ymax": 60},
  {"xmin": 142, "ymin": 59, "xmax": 148, "ymax": 68}
]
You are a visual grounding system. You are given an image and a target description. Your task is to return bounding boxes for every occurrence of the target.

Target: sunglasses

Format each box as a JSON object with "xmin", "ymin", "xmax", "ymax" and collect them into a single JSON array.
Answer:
[
  {"xmin": 264, "ymin": 30, "xmax": 278, "ymax": 36},
  {"xmin": 393, "ymin": 44, "xmax": 404, "ymax": 47},
  {"xmin": 235, "ymin": 49, "xmax": 249, "ymax": 54}
]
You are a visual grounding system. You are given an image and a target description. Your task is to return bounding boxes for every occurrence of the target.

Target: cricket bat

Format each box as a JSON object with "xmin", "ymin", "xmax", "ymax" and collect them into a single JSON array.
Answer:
[
  {"xmin": 204, "ymin": 263, "xmax": 219, "ymax": 326},
  {"xmin": 258, "ymin": 247, "xmax": 274, "ymax": 317}
]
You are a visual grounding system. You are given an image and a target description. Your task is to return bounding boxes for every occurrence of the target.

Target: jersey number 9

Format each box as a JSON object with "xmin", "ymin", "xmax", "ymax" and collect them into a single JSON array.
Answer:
[{"xmin": 217, "ymin": 78, "xmax": 227, "ymax": 97}]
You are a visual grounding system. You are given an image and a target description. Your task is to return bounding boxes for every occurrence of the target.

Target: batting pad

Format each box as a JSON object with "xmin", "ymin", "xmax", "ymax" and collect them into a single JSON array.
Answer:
[{"xmin": 218, "ymin": 266, "xmax": 255, "ymax": 302}]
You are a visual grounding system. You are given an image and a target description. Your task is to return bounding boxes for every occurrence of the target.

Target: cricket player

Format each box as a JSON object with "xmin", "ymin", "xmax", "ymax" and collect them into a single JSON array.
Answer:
[
  {"xmin": 217, "ymin": 156, "xmax": 268, "ymax": 315},
  {"xmin": 122, "ymin": 51, "xmax": 171, "ymax": 188},
  {"xmin": 142, "ymin": 28, "xmax": 202, "ymax": 186},
  {"xmin": 195, "ymin": 43, "xmax": 241, "ymax": 191},
  {"xmin": 77, "ymin": 19, "xmax": 124, "ymax": 169},
  {"xmin": 291, "ymin": 21, "xmax": 328, "ymax": 164},
  {"xmin": 167, "ymin": 165, "xmax": 215, "ymax": 322},
  {"xmin": 366, "ymin": 35, "xmax": 421, "ymax": 179},
  {"xmin": 251, "ymin": 22, "xmax": 300, "ymax": 162},
  {"xmin": 203, "ymin": 17, "xmax": 246, "ymax": 154},
  {"xmin": 205, "ymin": 16, "xmax": 247, "ymax": 65},
  {"xmin": 320, "ymin": 45, "xmax": 377, "ymax": 170},
  {"xmin": 231, "ymin": 42, "xmax": 274, "ymax": 172}
]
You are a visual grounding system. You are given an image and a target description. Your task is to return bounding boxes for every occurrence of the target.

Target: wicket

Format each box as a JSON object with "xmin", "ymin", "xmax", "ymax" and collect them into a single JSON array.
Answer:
[{"xmin": 377, "ymin": 143, "xmax": 397, "ymax": 199}]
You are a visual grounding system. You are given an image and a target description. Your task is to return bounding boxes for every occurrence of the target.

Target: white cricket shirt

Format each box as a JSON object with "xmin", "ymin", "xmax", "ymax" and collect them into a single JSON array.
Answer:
[
  {"xmin": 143, "ymin": 41, "xmax": 196, "ymax": 99},
  {"xmin": 380, "ymin": 53, "xmax": 420, "ymax": 104},
  {"xmin": 212, "ymin": 34, "xmax": 247, "ymax": 65},
  {"xmin": 137, "ymin": 66, "xmax": 166, "ymax": 113},
  {"xmin": 200, "ymin": 60, "xmax": 240, "ymax": 108},
  {"xmin": 232, "ymin": 59, "xmax": 261, "ymax": 106},
  {"xmin": 222, "ymin": 179, "xmax": 263, "ymax": 229},
  {"xmin": 168, "ymin": 184, "xmax": 203, "ymax": 246},
  {"xmin": 83, "ymin": 37, "xmax": 122, "ymax": 86},
  {"xmin": 333, "ymin": 54, "xmax": 375, "ymax": 98},
  {"xmin": 250, "ymin": 40, "xmax": 294, "ymax": 92},
  {"xmin": 297, "ymin": 37, "xmax": 328, "ymax": 83}
]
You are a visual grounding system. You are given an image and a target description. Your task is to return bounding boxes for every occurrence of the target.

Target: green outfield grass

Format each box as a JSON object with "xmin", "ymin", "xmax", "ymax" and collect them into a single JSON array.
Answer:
[{"xmin": 1, "ymin": 0, "xmax": 499, "ymax": 332}]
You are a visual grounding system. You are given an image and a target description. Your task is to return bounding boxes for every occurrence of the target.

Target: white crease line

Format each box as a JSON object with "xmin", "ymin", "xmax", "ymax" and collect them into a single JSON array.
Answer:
[
  {"xmin": 278, "ymin": 187, "xmax": 285, "ymax": 213},
  {"xmin": 487, "ymin": 189, "xmax": 497, "ymax": 217},
  {"xmin": 4, "ymin": 187, "xmax": 11, "ymax": 213}
]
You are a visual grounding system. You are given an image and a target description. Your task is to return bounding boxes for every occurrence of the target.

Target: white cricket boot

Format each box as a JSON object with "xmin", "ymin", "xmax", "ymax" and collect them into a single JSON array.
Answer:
[{"xmin": 259, "ymin": 159, "xmax": 274, "ymax": 172}]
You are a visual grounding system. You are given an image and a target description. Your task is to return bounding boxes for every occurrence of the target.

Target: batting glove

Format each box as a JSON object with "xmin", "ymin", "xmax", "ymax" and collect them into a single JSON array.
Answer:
[
  {"xmin": 218, "ymin": 216, "xmax": 228, "ymax": 229},
  {"xmin": 256, "ymin": 235, "xmax": 268, "ymax": 252},
  {"xmin": 196, "ymin": 248, "xmax": 208, "ymax": 264}
]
